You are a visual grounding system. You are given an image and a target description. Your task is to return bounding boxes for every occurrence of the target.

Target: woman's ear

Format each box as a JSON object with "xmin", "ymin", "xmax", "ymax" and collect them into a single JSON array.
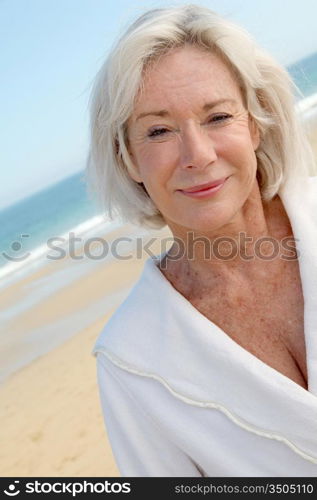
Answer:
[
  {"xmin": 125, "ymin": 144, "xmax": 143, "ymax": 183},
  {"xmin": 126, "ymin": 160, "xmax": 143, "ymax": 183},
  {"xmin": 117, "ymin": 135, "xmax": 143, "ymax": 183},
  {"xmin": 249, "ymin": 115, "xmax": 260, "ymax": 151}
]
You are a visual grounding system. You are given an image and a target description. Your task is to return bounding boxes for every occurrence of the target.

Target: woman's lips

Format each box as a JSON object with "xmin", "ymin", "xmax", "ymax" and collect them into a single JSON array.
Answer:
[{"xmin": 179, "ymin": 177, "xmax": 229, "ymax": 199}]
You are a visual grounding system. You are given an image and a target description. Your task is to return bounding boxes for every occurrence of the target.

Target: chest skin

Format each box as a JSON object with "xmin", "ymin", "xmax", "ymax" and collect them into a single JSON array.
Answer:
[
  {"xmin": 160, "ymin": 192, "xmax": 309, "ymax": 391},
  {"xmin": 188, "ymin": 256, "xmax": 308, "ymax": 391},
  {"xmin": 160, "ymin": 232, "xmax": 307, "ymax": 390}
]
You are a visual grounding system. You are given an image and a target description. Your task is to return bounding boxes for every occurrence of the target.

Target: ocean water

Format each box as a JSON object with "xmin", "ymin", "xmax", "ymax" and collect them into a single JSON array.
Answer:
[
  {"xmin": 0, "ymin": 172, "xmax": 95, "ymax": 263},
  {"xmin": 1, "ymin": 51, "xmax": 317, "ymax": 287},
  {"xmin": 288, "ymin": 51, "xmax": 317, "ymax": 98},
  {"xmin": 0, "ymin": 172, "xmax": 116, "ymax": 286}
]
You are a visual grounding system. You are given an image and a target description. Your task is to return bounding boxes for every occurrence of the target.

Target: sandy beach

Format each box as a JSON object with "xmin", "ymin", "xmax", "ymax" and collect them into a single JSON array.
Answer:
[
  {"xmin": 0, "ymin": 314, "xmax": 118, "ymax": 477},
  {"xmin": 1, "ymin": 117, "xmax": 316, "ymax": 478},
  {"xmin": 0, "ymin": 224, "xmax": 171, "ymax": 477}
]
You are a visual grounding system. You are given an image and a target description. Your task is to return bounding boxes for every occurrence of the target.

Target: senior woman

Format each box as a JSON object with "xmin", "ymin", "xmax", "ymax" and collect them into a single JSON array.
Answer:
[{"xmin": 88, "ymin": 5, "xmax": 317, "ymax": 477}]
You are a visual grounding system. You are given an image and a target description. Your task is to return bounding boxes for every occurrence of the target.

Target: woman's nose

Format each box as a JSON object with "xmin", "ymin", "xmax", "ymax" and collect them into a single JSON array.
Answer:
[{"xmin": 178, "ymin": 124, "xmax": 217, "ymax": 170}]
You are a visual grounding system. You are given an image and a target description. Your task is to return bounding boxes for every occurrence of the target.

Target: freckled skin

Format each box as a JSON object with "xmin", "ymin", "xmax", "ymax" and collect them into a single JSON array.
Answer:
[{"xmin": 127, "ymin": 46, "xmax": 307, "ymax": 390}]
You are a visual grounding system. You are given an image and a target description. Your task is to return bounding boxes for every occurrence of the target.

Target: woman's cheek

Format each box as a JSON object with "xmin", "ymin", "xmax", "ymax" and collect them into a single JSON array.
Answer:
[
  {"xmin": 143, "ymin": 150, "xmax": 175, "ymax": 180},
  {"xmin": 155, "ymin": 143, "xmax": 179, "ymax": 171}
]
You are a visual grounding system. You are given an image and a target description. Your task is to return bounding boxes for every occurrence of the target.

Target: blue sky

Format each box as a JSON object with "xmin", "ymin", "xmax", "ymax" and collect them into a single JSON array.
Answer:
[{"xmin": 1, "ymin": 0, "xmax": 317, "ymax": 210}]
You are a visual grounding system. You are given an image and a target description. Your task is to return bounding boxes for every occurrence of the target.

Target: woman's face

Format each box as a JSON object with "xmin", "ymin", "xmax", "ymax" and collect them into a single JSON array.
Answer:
[{"xmin": 127, "ymin": 45, "xmax": 260, "ymax": 234}]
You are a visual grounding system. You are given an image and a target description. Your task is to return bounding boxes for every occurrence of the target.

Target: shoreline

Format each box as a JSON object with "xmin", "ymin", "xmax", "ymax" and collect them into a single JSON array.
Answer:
[{"xmin": 0, "ymin": 224, "xmax": 171, "ymax": 383}]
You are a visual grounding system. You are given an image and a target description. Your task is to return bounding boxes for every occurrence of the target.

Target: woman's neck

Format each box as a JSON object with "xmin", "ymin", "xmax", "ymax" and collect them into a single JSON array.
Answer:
[{"xmin": 159, "ymin": 189, "xmax": 294, "ymax": 291}]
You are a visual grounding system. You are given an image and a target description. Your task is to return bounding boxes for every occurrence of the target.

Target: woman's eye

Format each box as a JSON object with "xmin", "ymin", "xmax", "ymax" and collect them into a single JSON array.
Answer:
[
  {"xmin": 147, "ymin": 127, "xmax": 169, "ymax": 138},
  {"xmin": 208, "ymin": 113, "xmax": 232, "ymax": 124}
]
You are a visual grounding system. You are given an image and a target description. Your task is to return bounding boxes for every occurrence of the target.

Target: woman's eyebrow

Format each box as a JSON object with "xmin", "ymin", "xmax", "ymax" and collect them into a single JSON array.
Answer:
[
  {"xmin": 136, "ymin": 109, "xmax": 169, "ymax": 121},
  {"xmin": 202, "ymin": 98, "xmax": 236, "ymax": 111},
  {"xmin": 135, "ymin": 98, "xmax": 236, "ymax": 121}
]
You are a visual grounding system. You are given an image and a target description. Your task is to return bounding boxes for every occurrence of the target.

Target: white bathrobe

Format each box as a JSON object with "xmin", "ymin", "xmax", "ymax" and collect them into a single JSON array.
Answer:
[{"xmin": 92, "ymin": 175, "xmax": 317, "ymax": 477}]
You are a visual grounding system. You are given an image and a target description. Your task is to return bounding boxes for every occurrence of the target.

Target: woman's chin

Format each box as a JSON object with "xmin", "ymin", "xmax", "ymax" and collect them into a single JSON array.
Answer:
[{"xmin": 165, "ymin": 210, "xmax": 235, "ymax": 236}]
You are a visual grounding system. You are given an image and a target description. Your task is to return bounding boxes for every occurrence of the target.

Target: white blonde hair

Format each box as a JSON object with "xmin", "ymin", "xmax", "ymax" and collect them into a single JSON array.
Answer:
[{"xmin": 86, "ymin": 4, "xmax": 315, "ymax": 228}]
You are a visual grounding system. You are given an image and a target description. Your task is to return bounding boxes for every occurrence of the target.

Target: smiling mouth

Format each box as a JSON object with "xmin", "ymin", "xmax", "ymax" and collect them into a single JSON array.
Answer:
[
  {"xmin": 178, "ymin": 176, "xmax": 229, "ymax": 195},
  {"xmin": 182, "ymin": 178, "xmax": 227, "ymax": 193}
]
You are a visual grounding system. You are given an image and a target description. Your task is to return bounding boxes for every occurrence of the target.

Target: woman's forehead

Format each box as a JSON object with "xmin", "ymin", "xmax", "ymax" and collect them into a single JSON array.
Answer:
[{"xmin": 133, "ymin": 45, "xmax": 243, "ymax": 113}]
